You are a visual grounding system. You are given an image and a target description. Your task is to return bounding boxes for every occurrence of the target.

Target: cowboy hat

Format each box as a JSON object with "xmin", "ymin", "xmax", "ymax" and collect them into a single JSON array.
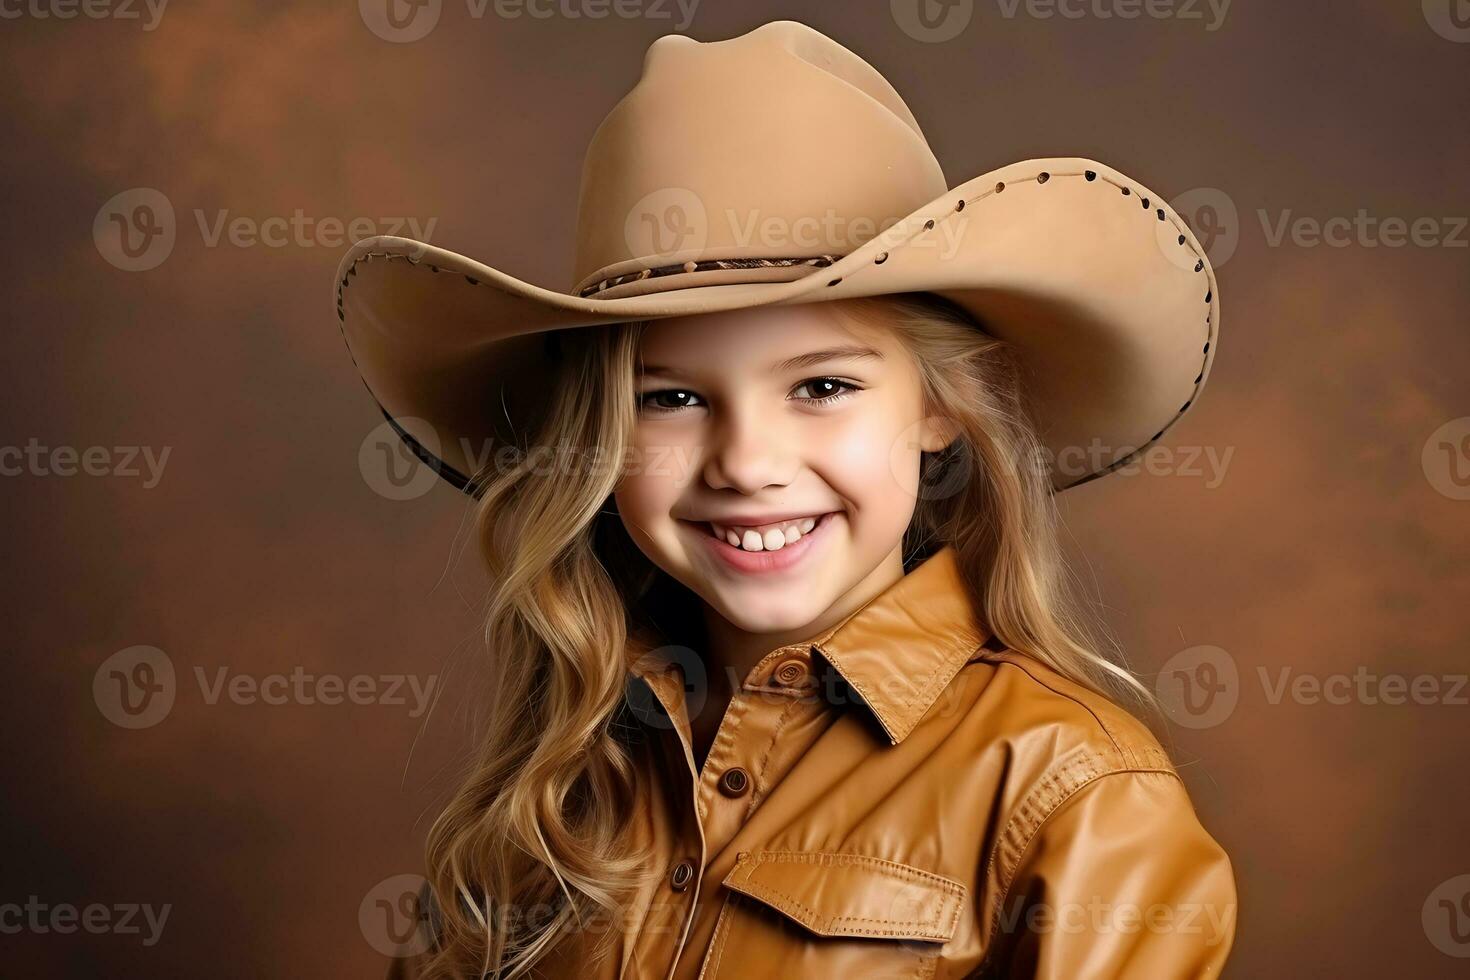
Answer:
[{"xmin": 332, "ymin": 19, "xmax": 1218, "ymax": 495}]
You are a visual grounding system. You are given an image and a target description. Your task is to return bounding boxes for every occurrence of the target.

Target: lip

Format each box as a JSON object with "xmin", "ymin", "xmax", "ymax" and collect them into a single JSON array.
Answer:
[
  {"xmin": 684, "ymin": 511, "xmax": 839, "ymax": 575},
  {"xmin": 699, "ymin": 511, "xmax": 829, "ymax": 527}
]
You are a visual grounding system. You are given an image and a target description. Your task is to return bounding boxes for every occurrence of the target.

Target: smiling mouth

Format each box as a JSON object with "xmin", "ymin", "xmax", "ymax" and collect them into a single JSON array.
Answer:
[{"xmin": 700, "ymin": 514, "xmax": 832, "ymax": 553}]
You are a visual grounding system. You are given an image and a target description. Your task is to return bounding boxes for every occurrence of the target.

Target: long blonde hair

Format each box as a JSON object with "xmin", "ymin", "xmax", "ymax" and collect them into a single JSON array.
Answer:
[{"xmin": 416, "ymin": 292, "xmax": 1156, "ymax": 978}]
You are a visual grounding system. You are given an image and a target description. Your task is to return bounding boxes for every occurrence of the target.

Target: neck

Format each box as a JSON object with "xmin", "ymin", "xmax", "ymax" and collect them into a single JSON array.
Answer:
[{"xmin": 699, "ymin": 540, "xmax": 909, "ymax": 690}]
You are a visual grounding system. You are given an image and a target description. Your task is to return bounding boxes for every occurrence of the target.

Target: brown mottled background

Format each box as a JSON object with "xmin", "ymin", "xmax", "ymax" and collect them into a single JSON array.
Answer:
[{"xmin": 2, "ymin": 1, "xmax": 1467, "ymax": 976}]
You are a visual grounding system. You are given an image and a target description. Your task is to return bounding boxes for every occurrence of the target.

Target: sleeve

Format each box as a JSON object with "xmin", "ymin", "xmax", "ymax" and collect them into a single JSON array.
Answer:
[{"xmin": 981, "ymin": 768, "xmax": 1238, "ymax": 979}]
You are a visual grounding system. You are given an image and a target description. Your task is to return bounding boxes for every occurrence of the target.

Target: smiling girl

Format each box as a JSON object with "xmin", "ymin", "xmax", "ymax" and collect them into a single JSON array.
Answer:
[{"xmin": 336, "ymin": 20, "xmax": 1236, "ymax": 980}]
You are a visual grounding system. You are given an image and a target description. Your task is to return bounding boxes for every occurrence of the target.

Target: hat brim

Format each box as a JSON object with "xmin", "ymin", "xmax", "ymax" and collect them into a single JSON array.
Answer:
[{"xmin": 334, "ymin": 156, "xmax": 1218, "ymax": 495}]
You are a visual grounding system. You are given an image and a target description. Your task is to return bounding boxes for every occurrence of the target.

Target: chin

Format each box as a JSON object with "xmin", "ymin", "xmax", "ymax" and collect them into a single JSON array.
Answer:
[{"xmin": 711, "ymin": 595, "xmax": 827, "ymax": 636}]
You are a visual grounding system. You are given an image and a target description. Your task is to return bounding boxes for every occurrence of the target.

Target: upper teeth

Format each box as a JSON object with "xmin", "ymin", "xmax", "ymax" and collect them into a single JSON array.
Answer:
[{"xmin": 710, "ymin": 516, "xmax": 819, "ymax": 552}]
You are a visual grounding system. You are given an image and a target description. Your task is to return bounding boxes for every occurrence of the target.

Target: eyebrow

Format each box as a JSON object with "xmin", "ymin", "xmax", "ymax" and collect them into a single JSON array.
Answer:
[{"xmin": 639, "ymin": 344, "xmax": 885, "ymax": 378}]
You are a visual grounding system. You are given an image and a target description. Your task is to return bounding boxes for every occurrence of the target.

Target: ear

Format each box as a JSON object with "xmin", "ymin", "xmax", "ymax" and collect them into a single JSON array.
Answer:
[{"xmin": 916, "ymin": 415, "xmax": 961, "ymax": 453}]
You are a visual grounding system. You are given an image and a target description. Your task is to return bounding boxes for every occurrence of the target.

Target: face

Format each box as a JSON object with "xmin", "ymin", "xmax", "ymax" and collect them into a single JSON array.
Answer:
[{"xmin": 612, "ymin": 300, "xmax": 951, "ymax": 637}]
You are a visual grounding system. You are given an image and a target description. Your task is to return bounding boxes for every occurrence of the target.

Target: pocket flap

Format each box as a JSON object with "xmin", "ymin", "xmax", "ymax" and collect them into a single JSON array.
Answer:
[{"xmin": 720, "ymin": 850, "xmax": 965, "ymax": 943}]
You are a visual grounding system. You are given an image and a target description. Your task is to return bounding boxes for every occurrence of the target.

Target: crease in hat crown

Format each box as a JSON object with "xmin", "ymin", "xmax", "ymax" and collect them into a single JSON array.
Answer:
[{"xmin": 570, "ymin": 20, "xmax": 948, "ymax": 297}]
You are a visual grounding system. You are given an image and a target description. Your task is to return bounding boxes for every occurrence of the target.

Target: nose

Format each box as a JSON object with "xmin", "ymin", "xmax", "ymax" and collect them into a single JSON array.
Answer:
[{"xmin": 702, "ymin": 402, "xmax": 797, "ymax": 494}]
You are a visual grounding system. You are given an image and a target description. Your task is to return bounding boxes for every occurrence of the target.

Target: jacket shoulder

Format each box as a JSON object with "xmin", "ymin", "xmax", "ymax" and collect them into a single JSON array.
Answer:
[
  {"xmin": 956, "ymin": 650, "xmax": 1235, "ymax": 969},
  {"xmin": 959, "ymin": 646, "xmax": 1174, "ymax": 775}
]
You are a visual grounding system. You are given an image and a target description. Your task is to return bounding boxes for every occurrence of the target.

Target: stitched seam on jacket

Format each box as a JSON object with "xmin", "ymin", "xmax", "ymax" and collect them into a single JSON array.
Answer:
[
  {"xmin": 726, "ymin": 885, "xmax": 948, "ymax": 939},
  {"xmin": 741, "ymin": 850, "xmax": 966, "ymax": 891},
  {"xmin": 697, "ymin": 894, "xmax": 736, "ymax": 979},
  {"xmin": 979, "ymin": 762, "xmax": 1183, "ymax": 958},
  {"xmin": 892, "ymin": 638, "xmax": 987, "ymax": 737},
  {"xmin": 697, "ymin": 692, "xmax": 752, "ymax": 822},
  {"xmin": 813, "ymin": 644, "xmax": 901, "ymax": 742},
  {"xmin": 817, "ymin": 637, "xmax": 971, "ymax": 743},
  {"xmin": 981, "ymin": 653, "xmax": 1174, "ymax": 770},
  {"xmin": 727, "ymin": 851, "xmax": 963, "ymax": 939},
  {"xmin": 745, "ymin": 695, "xmax": 808, "ymax": 818},
  {"xmin": 884, "ymin": 582, "xmax": 983, "ymax": 718}
]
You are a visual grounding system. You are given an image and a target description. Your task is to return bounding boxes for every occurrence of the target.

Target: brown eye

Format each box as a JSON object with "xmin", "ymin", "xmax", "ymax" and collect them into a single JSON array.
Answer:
[
  {"xmin": 640, "ymin": 389, "xmax": 703, "ymax": 412},
  {"xmin": 791, "ymin": 377, "xmax": 860, "ymax": 402}
]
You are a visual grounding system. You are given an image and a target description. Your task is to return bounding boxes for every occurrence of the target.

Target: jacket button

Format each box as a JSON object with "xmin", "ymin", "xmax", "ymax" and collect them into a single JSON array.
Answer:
[
  {"xmin": 773, "ymin": 659, "xmax": 808, "ymax": 686},
  {"xmin": 669, "ymin": 860, "xmax": 694, "ymax": 892},
  {"xmin": 718, "ymin": 766, "xmax": 750, "ymax": 797}
]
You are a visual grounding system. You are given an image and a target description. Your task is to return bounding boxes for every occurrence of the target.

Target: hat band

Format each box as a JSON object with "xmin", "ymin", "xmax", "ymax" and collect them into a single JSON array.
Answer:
[{"xmin": 576, "ymin": 253, "xmax": 843, "ymax": 298}]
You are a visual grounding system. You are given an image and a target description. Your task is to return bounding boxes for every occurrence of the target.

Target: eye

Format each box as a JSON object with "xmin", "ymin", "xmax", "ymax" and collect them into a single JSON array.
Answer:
[
  {"xmin": 638, "ymin": 378, "xmax": 862, "ymax": 413},
  {"xmin": 639, "ymin": 389, "xmax": 704, "ymax": 413},
  {"xmin": 791, "ymin": 377, "xmax": 861, "ymax": 403}
]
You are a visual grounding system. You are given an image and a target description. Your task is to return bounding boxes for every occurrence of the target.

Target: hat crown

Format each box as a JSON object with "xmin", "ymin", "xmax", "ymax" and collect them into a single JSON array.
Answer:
[{"xmin": 571, "ymin": 21, "xmax": 947, "ymax": 295}]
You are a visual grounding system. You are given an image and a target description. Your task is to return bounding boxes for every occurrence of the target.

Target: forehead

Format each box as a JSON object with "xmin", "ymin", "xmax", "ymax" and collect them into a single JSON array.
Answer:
[{"xmin": 636, "ymin": 301, "xmax": 895, "ymax": 369}]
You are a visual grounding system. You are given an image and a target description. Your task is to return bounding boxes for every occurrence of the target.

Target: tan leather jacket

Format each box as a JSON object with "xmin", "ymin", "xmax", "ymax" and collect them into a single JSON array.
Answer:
[{"xmin": 388, "ymin": 545, "xmax": 1237, "ymax": 978}]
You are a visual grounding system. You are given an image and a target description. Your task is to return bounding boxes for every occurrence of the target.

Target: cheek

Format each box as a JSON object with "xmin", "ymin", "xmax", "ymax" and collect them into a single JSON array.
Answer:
[
  {"xmin": 810, "ymin": 405, "xmax": 922, "ymax": 522},
  {"xmin": 614, "ymin": 428, "xmax": 700, "ymax": 534}
]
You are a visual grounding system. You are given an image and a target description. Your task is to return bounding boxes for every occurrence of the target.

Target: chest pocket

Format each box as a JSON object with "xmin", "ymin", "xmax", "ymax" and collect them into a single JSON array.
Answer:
[{"xmin": 697, "ymin": 850, "xmax": 966, "ymax": 980}]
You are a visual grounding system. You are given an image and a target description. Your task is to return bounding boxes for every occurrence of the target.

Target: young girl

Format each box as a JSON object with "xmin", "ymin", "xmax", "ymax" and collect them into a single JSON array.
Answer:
[{"xmin": 338, "ymin": 20, "xmax": 1235, "ymax": 980}]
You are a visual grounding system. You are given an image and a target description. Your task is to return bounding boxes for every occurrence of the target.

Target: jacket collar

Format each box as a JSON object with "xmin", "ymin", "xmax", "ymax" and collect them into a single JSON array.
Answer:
[{"xmin": 628, "ymin": 545, "xmax": 989, "ymax": 746}]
